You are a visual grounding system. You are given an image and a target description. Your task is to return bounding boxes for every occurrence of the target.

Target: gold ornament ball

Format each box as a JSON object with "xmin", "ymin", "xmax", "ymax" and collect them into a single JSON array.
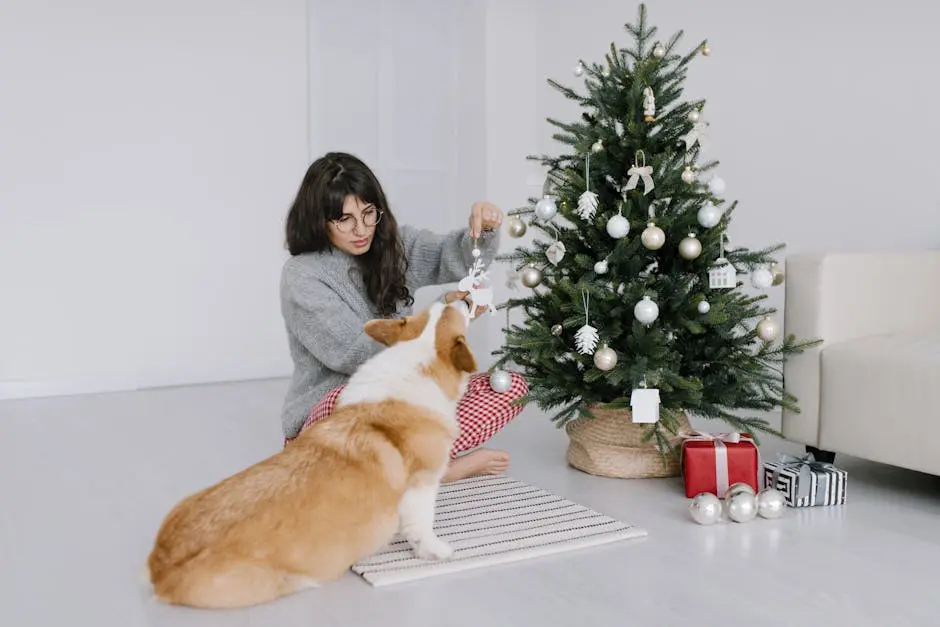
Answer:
[
  {"xmin": 593, "ymin": 345, "xmax": 618, "ymax": 371},
  {"xmin": 520, "ymin": 265, "xmax": 543, "ymax": 288},
  {"xmin": 701, "ymin": 43, "xmax": 712, "ymax": 56},
  {"xmin": 641, "ymin": 222, "xmax": 665, "ymax": 250},
  {"xmin": 551, "ymin": 324, "xmax": 563, "ymax": 336},
  {"xmin": 681, "ymin": 167, "xmax": 696, "ymax": 184},
  {"xmin": 652, "ymin": 43, "xmax": 666, "ymax": 59},
  {"xmin": 688, "ymin": 110, "xmax": 700, "ymax": 123},
  {"xmin": 756, "ymin": 317, "xmax": 779, "ymax": 341},
  {"xmin": 507, "ymin": 217, "xmax": 527, "ymax": 238},
  {"xmin": 678, "ymin": 233, "xmax": 702, "ymax": 260},
  {"xmin": 770, "ymin": 263, "xmax": 786, "ymax": 286}
]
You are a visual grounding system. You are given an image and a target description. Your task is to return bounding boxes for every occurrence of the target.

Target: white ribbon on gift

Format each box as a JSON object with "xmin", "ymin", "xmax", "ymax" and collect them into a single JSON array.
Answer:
[
  {"xmin": 625, "ymin": 164, "xmax": 655, "ymax": 195},
  {"xmin": 679, "ymin": 429, "xmax": 761, "ymax": 497}
]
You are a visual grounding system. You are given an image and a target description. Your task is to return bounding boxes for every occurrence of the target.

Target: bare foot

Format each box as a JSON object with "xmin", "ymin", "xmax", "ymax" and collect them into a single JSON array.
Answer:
[{"xmin": 442, "ymin": 449, "xmax": 510, "ymax": 483}]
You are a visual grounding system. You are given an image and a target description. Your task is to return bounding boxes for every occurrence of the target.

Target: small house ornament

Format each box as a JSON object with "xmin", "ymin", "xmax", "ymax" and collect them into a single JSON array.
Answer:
[
  {"xmin": 708, "ymin": 257, "xmax": 736, "ymax": 289},
  {"xmin": 630, "ymin": 387, "xmax": 661, "ymax": 424}
]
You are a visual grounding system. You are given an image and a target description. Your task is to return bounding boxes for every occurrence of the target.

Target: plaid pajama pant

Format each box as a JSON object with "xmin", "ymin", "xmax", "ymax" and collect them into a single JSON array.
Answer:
[{"xmin": 289, "ymin": 371, "xmax": 528, "ymax": 457}]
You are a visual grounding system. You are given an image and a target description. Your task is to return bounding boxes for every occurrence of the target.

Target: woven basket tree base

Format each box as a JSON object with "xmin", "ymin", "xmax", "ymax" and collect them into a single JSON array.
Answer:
[{"xmin": 565, "ymin": 406, "xmax": 691, "ymax": 479}]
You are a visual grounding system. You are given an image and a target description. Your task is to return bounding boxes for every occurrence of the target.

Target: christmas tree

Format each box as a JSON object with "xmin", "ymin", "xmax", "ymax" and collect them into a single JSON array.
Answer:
[{"xmin": 492, "ymin": 4, "xmax": 820, "ymax": 457}]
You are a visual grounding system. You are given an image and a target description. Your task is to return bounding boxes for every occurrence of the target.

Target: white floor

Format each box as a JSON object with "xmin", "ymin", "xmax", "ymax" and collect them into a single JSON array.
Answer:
[{"xmin": 2, "ymin": 379, "xmax": 939, "ymax": 627}]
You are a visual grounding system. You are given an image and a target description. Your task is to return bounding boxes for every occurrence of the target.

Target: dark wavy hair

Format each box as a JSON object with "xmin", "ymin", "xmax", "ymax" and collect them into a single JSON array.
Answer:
[{"xmin": 285, "ymin": 152, "xmax": 412, "ymax": 316}]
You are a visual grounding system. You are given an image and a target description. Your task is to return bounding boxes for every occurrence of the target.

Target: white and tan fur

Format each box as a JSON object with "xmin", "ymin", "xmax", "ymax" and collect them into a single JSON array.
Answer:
[{"xmin": 146, "ymin": 300, "xmax": 476, "ymax": 609}]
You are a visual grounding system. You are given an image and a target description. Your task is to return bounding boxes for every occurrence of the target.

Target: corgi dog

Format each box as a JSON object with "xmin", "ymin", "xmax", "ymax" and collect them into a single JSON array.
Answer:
[{"xmin": 147, "ymin": 299, "xmax": 476, "ymax": 609}]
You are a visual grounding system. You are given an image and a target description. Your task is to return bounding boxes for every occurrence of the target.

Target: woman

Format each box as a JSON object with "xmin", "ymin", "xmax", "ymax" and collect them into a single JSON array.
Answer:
[{"xmin": 279, "ymin": 152, "xmax": 528, "ymax": 482}]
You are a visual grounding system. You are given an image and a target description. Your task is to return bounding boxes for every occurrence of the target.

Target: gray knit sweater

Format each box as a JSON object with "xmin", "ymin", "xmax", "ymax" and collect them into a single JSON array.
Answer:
[{"xmin": 279, "ymin": 224, "xmax": 500, "ymax": 438}]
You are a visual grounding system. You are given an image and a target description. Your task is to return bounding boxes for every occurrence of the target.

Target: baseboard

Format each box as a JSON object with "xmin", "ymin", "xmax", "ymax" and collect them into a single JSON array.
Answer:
[{"xmin": 0, "ymin": 369, "xmax": 292, "ymax": 401}]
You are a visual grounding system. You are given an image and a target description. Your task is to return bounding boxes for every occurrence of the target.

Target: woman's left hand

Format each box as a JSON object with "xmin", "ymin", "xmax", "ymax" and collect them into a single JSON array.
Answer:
[{"xmin": 469, "ymin": 201, "xmax": 503, "ymax": 239}]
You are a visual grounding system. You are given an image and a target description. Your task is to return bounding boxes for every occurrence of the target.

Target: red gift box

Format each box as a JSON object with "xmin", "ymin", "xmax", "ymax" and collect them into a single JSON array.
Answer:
[{"xmin": 681, "ymin": 431, "xmax": 760, "ymax": 498}]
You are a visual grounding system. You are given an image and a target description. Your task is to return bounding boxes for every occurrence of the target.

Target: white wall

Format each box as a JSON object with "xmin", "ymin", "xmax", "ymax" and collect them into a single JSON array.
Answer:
[
  {"xmin": 0, "ymin": 0, "xmax": 309, "ymax": 399},
  {"xmin": 307, "ymin": 0, "xmax": 492, "ymax": 359}
]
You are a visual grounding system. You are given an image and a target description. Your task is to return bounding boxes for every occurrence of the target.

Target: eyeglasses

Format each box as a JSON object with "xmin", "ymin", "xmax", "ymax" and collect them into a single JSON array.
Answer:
[{"xmin": 331, "ymin": 206, "xmax": 383, "ymax": 233}]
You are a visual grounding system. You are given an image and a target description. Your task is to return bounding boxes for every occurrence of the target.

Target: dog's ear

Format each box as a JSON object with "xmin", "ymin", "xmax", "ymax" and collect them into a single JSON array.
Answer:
[
  {"xmin": 364, "ymin": 318, "xmax": 407, "ymax": 346},
  {"xmin": 450, "ymin": 335, "xmax": 477, "ymax": 373}
]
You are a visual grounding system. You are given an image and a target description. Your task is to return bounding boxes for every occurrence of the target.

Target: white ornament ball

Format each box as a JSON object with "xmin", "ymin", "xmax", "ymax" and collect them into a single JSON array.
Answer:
[
  {"xmin": 757, "ymin": 488, "xmax": 787, "ymax": 519},
  {"xmin": 489, "ymin": 369, "xmax": 512, "ymax": 393},
  {"xmin": 593, "ymin": 345, "xmax": 618, "ymax": 371},
  {"xmin": 708, "ymin": 176, "xmax": 726, "ymax": 195},
  {"xmin": 534, "ymin": 196, "xmax": 558, "ymax": 222},
  {"xmin": 652, "ymin": 43, "xmax": 666, "ymax": 59},
  {"xmin": 678, "ymin": 233, "xmax": 702, "ymax": 260},
  {"xmin": 601, "ymin": 65, "xmax": 611, "ymax": 78},
  {"xmin": 681, "ymin": 167, "xmax": 696, "ymax": 184},
  {"xmin": 606, "ymin": 214, "xmax": 630, "ymax": 239},
  {"xmin": 688, "ymin": 110, "xmax": 700, "ymax": 123},
  {"xmin": 520, "ymin": 265, "xmax": 543, "ymax": 288},
  {"xmin": 689, "ymin": 492, "xmax": 722, "ymax": 525},
  {"xmin": 701, "ymin": 43, "xmax": 712, "ymax": 56},
  {"xmin": 594, "ymin": 259, "xmax": 609, "ymax": 274},
  {"xmin": 634, "ymin": 296, "xmax": 659, "ymax": 325},
  {"xmin": 725, "ymin": 491, "xmax": 758, "ymax": 523},
  {"xmin": 756, "ymin": 317, "xmax": 779, "ymax": 341},
  {"xmin": 697, "ymin": 202, "xmax": 722, "ymax": 228},
  {"xmin": 574, "ymin": 62, "xmax": 585, "ymax": 77},
  {"xmin": 750, "ymin": 267, "xmax": 773, "ymax": 289},
  {"xmin": 641, "ymin": 223, "xmax": 665, "ymax": 250},
  {"xmin": 697, "ymin": 300, "xmax": 710, "ymax": 314},
  {"xmin": 471, "ymin": 247, "xmax": 481, "ymax": 258},
  {"xmin": 507, "ymin": 217, "xmax": 527, "ymax": 238},
  {"xmin": 591, "ymin": 139, "xmax": 604, "ymax": 153},
  {"xmin": 723, "ymin": 482, "xmax": 756, "ymax": 501}
]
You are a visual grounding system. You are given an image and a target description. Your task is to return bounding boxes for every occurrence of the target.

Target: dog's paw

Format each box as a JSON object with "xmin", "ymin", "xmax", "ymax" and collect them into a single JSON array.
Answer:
[{"xmin": 413, "ymin": 536, "xmax": 454, "ymax": 561}]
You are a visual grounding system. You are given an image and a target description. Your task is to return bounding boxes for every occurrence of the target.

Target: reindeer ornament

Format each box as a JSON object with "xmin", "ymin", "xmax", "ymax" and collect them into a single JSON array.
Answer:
[{"xmin": 458, "ymin": 255, "xmax": 496, "ymax": 319}]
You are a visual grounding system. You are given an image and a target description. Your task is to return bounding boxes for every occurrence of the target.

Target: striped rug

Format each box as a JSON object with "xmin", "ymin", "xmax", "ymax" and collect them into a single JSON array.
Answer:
[{"xmin": 351, "ymin": 474, "xmax": 647, "ymax": 586}]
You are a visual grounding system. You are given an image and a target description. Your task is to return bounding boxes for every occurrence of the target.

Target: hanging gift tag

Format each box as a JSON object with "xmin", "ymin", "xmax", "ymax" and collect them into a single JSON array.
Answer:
[{"xmin": 630, "ymin": 388, "xmax": 661, "ymax": 423}]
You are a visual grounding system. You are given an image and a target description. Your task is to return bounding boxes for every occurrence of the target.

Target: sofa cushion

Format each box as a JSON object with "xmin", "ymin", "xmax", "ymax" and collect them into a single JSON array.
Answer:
[{"xmin": 819, "ymin": 330, "xmax": 940, "ymax": 475}]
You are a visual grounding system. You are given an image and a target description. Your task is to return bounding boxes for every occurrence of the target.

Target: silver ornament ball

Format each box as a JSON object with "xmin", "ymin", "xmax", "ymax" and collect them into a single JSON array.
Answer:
[
  {"xmin": 697, "ymin": 202, "xmax": 722, "ymax": 228},
  {"xmin": 701, "ymin": 43, "xmax": 712, "ymax": 56},
  {"xmin": 520, "ymin": 265, "xmax": 543, "ymax": 288},
  {"xmin": 723, "ymin": 482, "xmax": 756, "ymax": 501},
  {"xmin": 757, "ymin": 488, "xmax": 787, "ymax": 519},
  {"xmin": 689, "ymin": 492, "xmax": 722, "ymax": 525},
  {"xmin": 678, "ymin": 234, "xmax": 702, "ymax": 260},
  {"xmin": 507, "ymin": 217, "xmax": 527, "ymax": 238},
  {"xmin": 489, "ymin": 369, "xmax": 512, "ymax": 393},
  {"xmin": 750, "ymin": 267, "xmax": 773, "ymax": 289},
  {"xmin": 534, "ymin": 195, "xmax": 558, "ymax": 222},
  {"xmin": 681, "ymin": 167, "xmax": 696, "ymax": 184},
  {"xmin": 756, "ymin": 317, "xmax": 779, "ymax": 341},
  {"xmin": 641, "ymin": 223, "xmax": 665, "ymax": 250},
  {"xmin": 770, "ymin": 263, "xmax": 786, "ymax": 286},
  {"xmin": 574, "ymin": 62, "xmax": 585, "ymax": 77},
  {"xmin": 606, "ymin": 214, "xmax": 630, "ymax": 239},
  {"xmin": 697, "ymin": 300, "xmax": 711, "ymax": 314},
  {"xmin": 725, "ymin": 491, "xmax": 758, "ymax": 523},
  {"xmin": 593, "ymin": 345, "xmax": 618, "ymax": 371},
  {"xmin": 708, "ymin": 176, "xmax": 726, "ymax": 195},
  {"xmin": 551, "ymin": 323, "xmax": 563, "ymax": 336},
  {"xmin": 594, "ymin": 259, "xmax": 608, "ymax": 274},
  {"xmin": 688, "ymin": 110, "xmax": 701, "ymax": 123},
  {"xmin": 634, "ymin": 296, "xmax": 659, "ymax": 325},
  {"xmin": 652, "ymin": 43, "xmax": 666, "ymax": 59}
]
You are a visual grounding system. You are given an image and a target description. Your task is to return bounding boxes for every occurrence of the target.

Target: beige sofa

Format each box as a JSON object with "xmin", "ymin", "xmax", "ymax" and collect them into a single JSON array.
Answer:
[{"xmin": 781, "ymin": 251, "xmax": 940, "ymax": 476}]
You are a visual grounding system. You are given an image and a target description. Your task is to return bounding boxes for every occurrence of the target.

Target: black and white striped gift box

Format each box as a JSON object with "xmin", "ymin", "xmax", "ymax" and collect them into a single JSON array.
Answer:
[{"xmin": 762, "ymin": 461, "xmax": 847, "ymax": 507}]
